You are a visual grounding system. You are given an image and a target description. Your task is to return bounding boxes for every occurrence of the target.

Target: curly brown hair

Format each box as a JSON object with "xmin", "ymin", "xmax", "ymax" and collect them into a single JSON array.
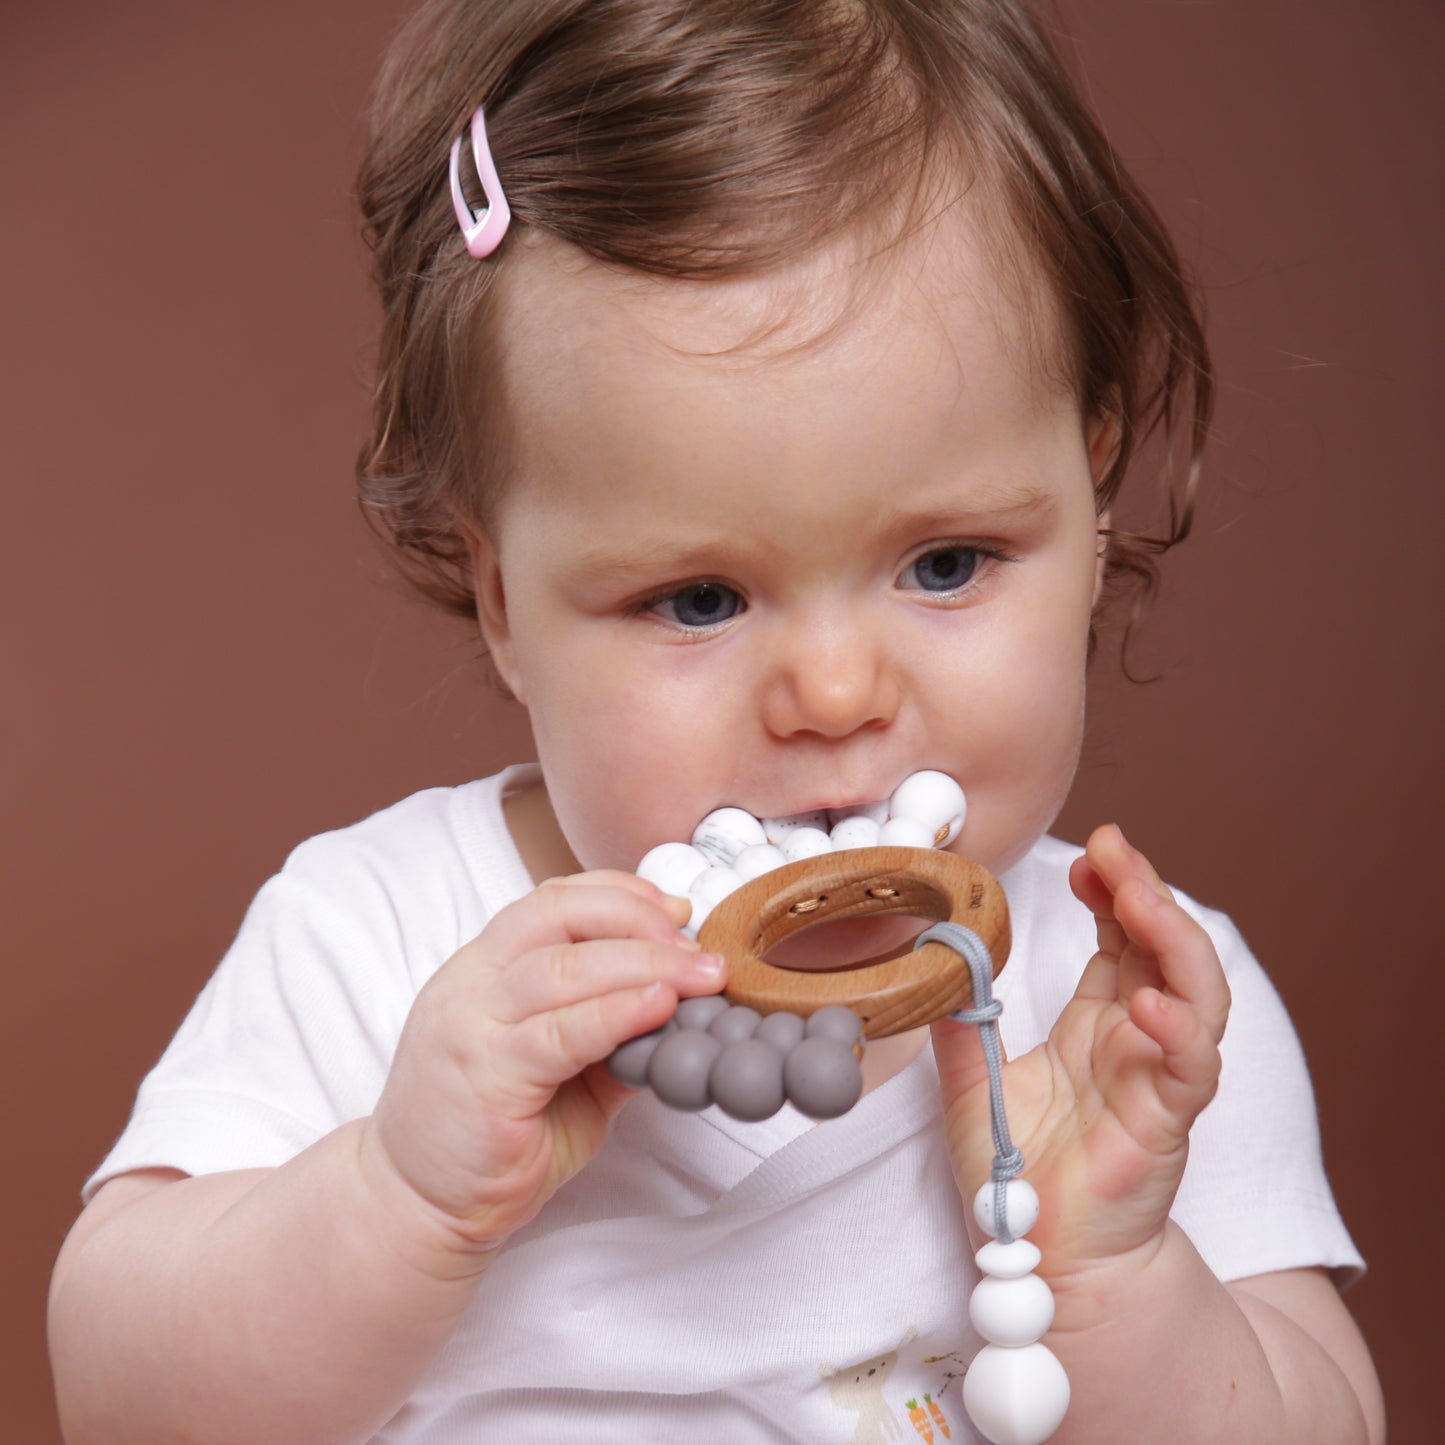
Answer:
[{"xmin": 356, "ymin": 0, "xmax": 1210, "ymax": 644}]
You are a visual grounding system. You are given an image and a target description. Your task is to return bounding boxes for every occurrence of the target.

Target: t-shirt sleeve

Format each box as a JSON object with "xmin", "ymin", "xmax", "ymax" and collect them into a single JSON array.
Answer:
[
  {"xmin": 1171, "ymin": 898, "xmax": 1365, "ymax": 1288},
  {"xmin": 83, "ymin": 821, "xmax": 470, "ymax": 1203}
]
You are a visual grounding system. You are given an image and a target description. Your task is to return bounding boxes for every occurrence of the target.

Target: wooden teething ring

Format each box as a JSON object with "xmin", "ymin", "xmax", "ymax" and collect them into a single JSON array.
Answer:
[{"xmin": 696, "ymin": 846, "xmax": 1010, "ymax": 1039}]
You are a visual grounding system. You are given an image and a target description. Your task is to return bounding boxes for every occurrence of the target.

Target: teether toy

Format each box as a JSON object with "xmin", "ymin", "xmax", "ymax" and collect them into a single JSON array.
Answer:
[{"xmin": 610, "ymin": 770, "xmax": 1069, "ymax": 1443}]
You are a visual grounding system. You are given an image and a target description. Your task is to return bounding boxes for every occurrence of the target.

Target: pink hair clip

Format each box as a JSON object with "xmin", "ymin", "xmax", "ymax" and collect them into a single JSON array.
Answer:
[{"xmin": 449, "ymin": 103, "xmax": 511, "ymax": 258}]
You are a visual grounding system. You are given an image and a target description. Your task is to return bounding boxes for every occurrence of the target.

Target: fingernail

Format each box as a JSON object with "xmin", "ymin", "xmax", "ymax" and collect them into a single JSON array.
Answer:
[
  {"xmin": 692, "ymin": 952, "xmax": 726, "ymax": 981},
  {"xmin": 675, "ymin": 931, "xmax": 702, "ymax": 951}
]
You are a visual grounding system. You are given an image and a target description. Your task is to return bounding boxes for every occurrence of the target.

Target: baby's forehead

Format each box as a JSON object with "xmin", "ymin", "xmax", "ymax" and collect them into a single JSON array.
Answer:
[{"xmin": 495, "ymin": 195, "xmax": 1068, "ymax": 389}]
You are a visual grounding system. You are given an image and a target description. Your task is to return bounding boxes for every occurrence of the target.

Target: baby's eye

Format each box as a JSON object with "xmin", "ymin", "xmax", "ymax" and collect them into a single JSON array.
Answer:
[
  {"xmin": 648, "ymin": 581, "xmax": 743, "ymax": 629},
  {"xmin": 900, "ymin": 545, "xmax": 982, "ymax": 593}
]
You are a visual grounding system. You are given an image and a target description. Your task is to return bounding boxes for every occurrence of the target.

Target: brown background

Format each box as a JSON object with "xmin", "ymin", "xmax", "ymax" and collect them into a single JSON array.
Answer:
[{"xmin": 5, "ymin": 2, "xmax": 1440, "ymax": 1439}]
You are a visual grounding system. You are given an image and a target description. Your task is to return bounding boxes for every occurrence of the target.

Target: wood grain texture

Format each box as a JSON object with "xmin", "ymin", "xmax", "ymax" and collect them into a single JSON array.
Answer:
[{"xmin": 698, "ymin": 847, "xmax": 1011, "ymax": 1037}]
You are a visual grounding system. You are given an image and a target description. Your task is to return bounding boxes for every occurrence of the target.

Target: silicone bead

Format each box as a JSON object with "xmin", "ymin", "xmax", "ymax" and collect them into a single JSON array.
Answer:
[
  {"xmin": 753, "ymin": 1010, "xmax": 806, "ymax": 1053},
  {"xmin": 732, "ymin": 842, "xmax": 789, "ymax": 882},
  {"xmin": 708, "ymin": 1005, "xmax": 763, "ymax": 1045},
  {"xmin": 888, "ymin": 770, "xmax": 966, "ymax": 846},
  {"xmin": 647, "ymin": 1029, "xmax": 723, "ymax": 1111},
  {"xmin": 686, "ymin": 864, "xmax": 745, "ymax": 938},
  {"xmin": 975, "ymin": 1237, "xmax": 1043, "ymax": 1280},
  {"xmin": 692, "ymin": 808, "xmax": 767, "ymax": 865},
  {"xmin": 973, "ymin": 1178, "xmax": 1041, "ymax": 1240},
  {"xmin": 708, "ymin": 1038, "xmax": 786, "ymax": 1121},
  {"xmin": 969, "ymin": 1272, "xmax": 1056, "ymax": 1347},
  {"xmin": 783, "ymin": 1035, "xmax": 863, "ymax": 1119},
  {"xmin": 779, "ymin": 826, "xmax": 833, "ymax": 863},
  {"xmin": 762, "ymin": 810, "xmax": 829, "ymax": 845},
  {"xmin": 673, "ymin": 995, "xmax": 730, "ymax": 1031},
  {"xmin": 830, "ymin": 814, "xmax": 881, "ymax": 850},
  {"xmin": 606, "ymin": 1020, "xmax": 675, "ymax": 1087},
  {"xmin": 635, "ymin": 841, "xmax": 711, "ymax": 897},
  {"xmin": 690, "ymin": 864, "xmax": 744, "ymax": 907},
  {"xmin": 962, "ymin": 1341, "xmax": 1070, "ymax": 1445},
  {"xmin": 877, "ymin": 815, "xmax": 935, "ymax": 850},
  {"xmin": 805, "ymin": 1004, "xmax": 864, "ymax": 1046},
  {"xmin": 827, "ymin": 799, "xmax": 888, "ymax": 829}
]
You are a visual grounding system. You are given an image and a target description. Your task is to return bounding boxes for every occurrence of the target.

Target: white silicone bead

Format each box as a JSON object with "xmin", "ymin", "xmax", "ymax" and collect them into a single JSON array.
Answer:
[
  {"xmin": 635, "ymin": 842, "xmax": 711, "ymax": 897},
  {"xmin": 732, "ymin": 842, "xmax": 788, "ymax": 882},
  {"xmin": 690, "ymin": 865, "xmax": 745, "ymax": 908},
  {"xmin": 975, "ymin": 1237, "xmax": 1043, "ymax": 1280},
  {"xmin": 830, "ymin": 815, "xmax": 881, "ymax": 850},
  {"xmin": 973, "ymin": 1179, "xmax": 1041, "ymax": 1240},
  {"xmin": 969, "ymin": 1272, "xmax": 1056, "ymax": 1347},
  {"xmin": 780, "ymin": 826, "xmax": 834, "ymax": 862},
  {"xmin": 962, "ymin": 1341, "xmax": 1070, "ymax": 1445},
  {"xmin": 888, "ymin": 770, "xmax": 967, "ymax": 846},
  {"xmin": 877, "ymin": 816, "xmax": 935, "ymax": 850},
  {"xmin": 826, "ymin": 799, "xmax": 888, "ymax": 829},
  {"xmin": 762, "ymin": 810, "xmax": 829, "ymax": 845},
  {"xmin": 692, "ymin": 808, "xmax": 767, "ymax": 866}
]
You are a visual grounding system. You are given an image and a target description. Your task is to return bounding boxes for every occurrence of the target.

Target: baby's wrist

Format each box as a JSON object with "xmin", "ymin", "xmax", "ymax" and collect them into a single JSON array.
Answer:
[
  {"xmin": 351, "ymin": 1119, "xmax": 504, "ymax": 1285},
  {"xmin": 1041, "ymin": 1221, "xmax": 1189, "ymax": 1337}
]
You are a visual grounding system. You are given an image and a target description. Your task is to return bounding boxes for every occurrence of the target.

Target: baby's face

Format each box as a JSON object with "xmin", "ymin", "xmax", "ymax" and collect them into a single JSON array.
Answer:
[{"xmin": 472, "ymin": 208, "xmax": 1106, "ymax": 881}]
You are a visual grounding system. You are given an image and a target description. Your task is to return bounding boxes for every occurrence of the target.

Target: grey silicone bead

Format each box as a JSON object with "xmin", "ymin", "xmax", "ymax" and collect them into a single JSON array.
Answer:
[
  {"xmin": 707, "ymin": 1004, "xmax": 763, "ymax": 1045},
  {"xmin": 753, "ymin": 1010, "xmax": 806, "ymax": 1054},
  {"xmin": 784, "ymin": 1035, "xmax": 863, "ymax": 1119},
  {"xmin": 805, "ymin": 1004, "xmax": 864, "ymax": 1046},
  {"xmin": 708, "ymin": 1039, "xmax": 787, "ymax": 1122},
  {"xmin": 606, "ymin": 1020, "xmax": 675, "ymax": 1087},
  {"xmin": 674, "ymin": 995, "xmax": 730, "ymax": 1031},
  {"xmin": 647, "ymin": 1028, "xmax": 723, "ymax": 1111}
]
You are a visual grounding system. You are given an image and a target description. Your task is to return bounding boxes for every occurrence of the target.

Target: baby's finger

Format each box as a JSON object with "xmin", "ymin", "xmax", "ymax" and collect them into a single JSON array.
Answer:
[
  {"xmin": 484, "ymin": 876, "xmax": 694, "ymax": 965},
  {"xmin": 537, "ymin": 867, "xmax": 691, "ymax": 927},
  {"xmin": 510, "ymin": 981, "xmax": 682, "ymax": 1093},
  {"xmin": 1113, "ymin": 879, "xmax": 1231, "ymax": 1048},
  {"xmin": 1127, "ymin": 984, "xmax": 1223, "ymax": 1109},
  {"xmin": 931, "ymin": 1012, "xmax": 997, "ymax": 1102},
  {"xmin": 491, "ymin": 938, "xmax": 725, "ymax": 1024}
]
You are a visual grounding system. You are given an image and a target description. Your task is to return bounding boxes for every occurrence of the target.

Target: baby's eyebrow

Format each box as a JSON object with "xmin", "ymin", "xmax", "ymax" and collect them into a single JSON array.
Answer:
[
  {"xmin": 872, "ymin": 481, "xmax": 1059, "ymax": 535},
  {"xmin": 566, "ymin": 480, "xmax": 1059, "ymax": 583}
]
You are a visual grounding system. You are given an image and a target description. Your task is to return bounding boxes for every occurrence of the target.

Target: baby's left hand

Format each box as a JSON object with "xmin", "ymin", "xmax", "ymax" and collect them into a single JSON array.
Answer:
[{"xmin": 932, "ymin": 824, "xmax": 1230, "ymax": 1280}]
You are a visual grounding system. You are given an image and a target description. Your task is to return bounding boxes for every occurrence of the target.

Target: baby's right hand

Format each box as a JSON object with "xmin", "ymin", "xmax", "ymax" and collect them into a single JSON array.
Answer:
[{"xmin": 362, "ymin": 872, "xmax": 723, "ymax": 1256}]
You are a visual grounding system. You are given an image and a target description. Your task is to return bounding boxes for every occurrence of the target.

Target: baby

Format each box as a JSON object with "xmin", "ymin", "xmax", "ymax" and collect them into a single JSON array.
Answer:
[{"xmin": 49, "ymin": 1, "xmax": 1384, "ymax": 1441}]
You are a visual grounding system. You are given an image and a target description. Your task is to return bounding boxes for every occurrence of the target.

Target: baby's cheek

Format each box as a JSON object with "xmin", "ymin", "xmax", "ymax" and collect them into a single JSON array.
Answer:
[{"xmin": 540, "ymin": 720, "xmax": 717, "ymax": 873}]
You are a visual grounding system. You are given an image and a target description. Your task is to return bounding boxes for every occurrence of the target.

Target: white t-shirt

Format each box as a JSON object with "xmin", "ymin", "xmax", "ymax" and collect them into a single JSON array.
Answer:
[{"xmin": 88, "ymin": 765, "xmax": 1363, "ymax": 1444}]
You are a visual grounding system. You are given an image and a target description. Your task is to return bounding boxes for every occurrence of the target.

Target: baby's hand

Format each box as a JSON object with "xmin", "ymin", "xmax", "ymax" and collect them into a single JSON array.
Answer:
[
  {"xmin": 932, "ymin": 825, "xmax": 1230, "ymax": 1281},
  {"xmin": 363, "ymin": 872, "xmax": 724, "ymax": 1255}
]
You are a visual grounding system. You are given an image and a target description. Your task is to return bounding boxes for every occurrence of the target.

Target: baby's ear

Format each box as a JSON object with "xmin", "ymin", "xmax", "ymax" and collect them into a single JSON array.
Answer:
[
  {"xmin": 463, "ymin": 524, "xmax": 527, "ymax": 705},
  {"xmin": 1086, "ymin": 407, "xmax": 1122, "ymax": 483}
]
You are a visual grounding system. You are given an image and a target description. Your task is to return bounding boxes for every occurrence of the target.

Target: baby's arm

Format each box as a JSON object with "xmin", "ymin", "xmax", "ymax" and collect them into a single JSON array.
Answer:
[
  {"xmin": 932, "ymin": 826, "xmax": 1384, "ymax": 1443},
  {"xmin": 49, "ymin": 872, "xmax": 723, "ymax": 1445}
]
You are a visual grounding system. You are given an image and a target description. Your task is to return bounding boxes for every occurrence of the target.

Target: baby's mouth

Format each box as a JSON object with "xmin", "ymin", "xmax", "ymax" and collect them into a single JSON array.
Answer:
[{"xmin": 637, "ymin": 770, "xmax": 967, "ymax": 936}]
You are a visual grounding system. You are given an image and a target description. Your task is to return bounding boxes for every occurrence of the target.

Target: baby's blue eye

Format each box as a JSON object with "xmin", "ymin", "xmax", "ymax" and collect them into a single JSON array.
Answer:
[
  {"xmin": 652, "ymin": 582, "xmax": 742, "ymax": 628},
  {"xmin": 903, "ymin": 546, "xmax": 980, "ymax": 592}
]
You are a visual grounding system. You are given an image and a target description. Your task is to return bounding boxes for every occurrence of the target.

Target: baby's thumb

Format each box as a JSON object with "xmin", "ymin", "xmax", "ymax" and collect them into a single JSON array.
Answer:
[{"xmin": 930, "ymin": 1012, "xmax": 998, "ymax": 1103}]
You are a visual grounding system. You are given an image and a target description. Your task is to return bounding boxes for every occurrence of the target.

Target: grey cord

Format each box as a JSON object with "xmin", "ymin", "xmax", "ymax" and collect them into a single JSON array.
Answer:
[{"xmin": 914, "ymin": 922, "xmax": 1025, "ymax": 1245}]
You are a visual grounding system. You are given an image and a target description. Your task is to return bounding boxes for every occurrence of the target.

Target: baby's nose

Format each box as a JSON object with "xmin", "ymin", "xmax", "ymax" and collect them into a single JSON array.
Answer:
[{"xmin": 759, "ymin": 616, "xmax": 901, "ymax": 740}]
